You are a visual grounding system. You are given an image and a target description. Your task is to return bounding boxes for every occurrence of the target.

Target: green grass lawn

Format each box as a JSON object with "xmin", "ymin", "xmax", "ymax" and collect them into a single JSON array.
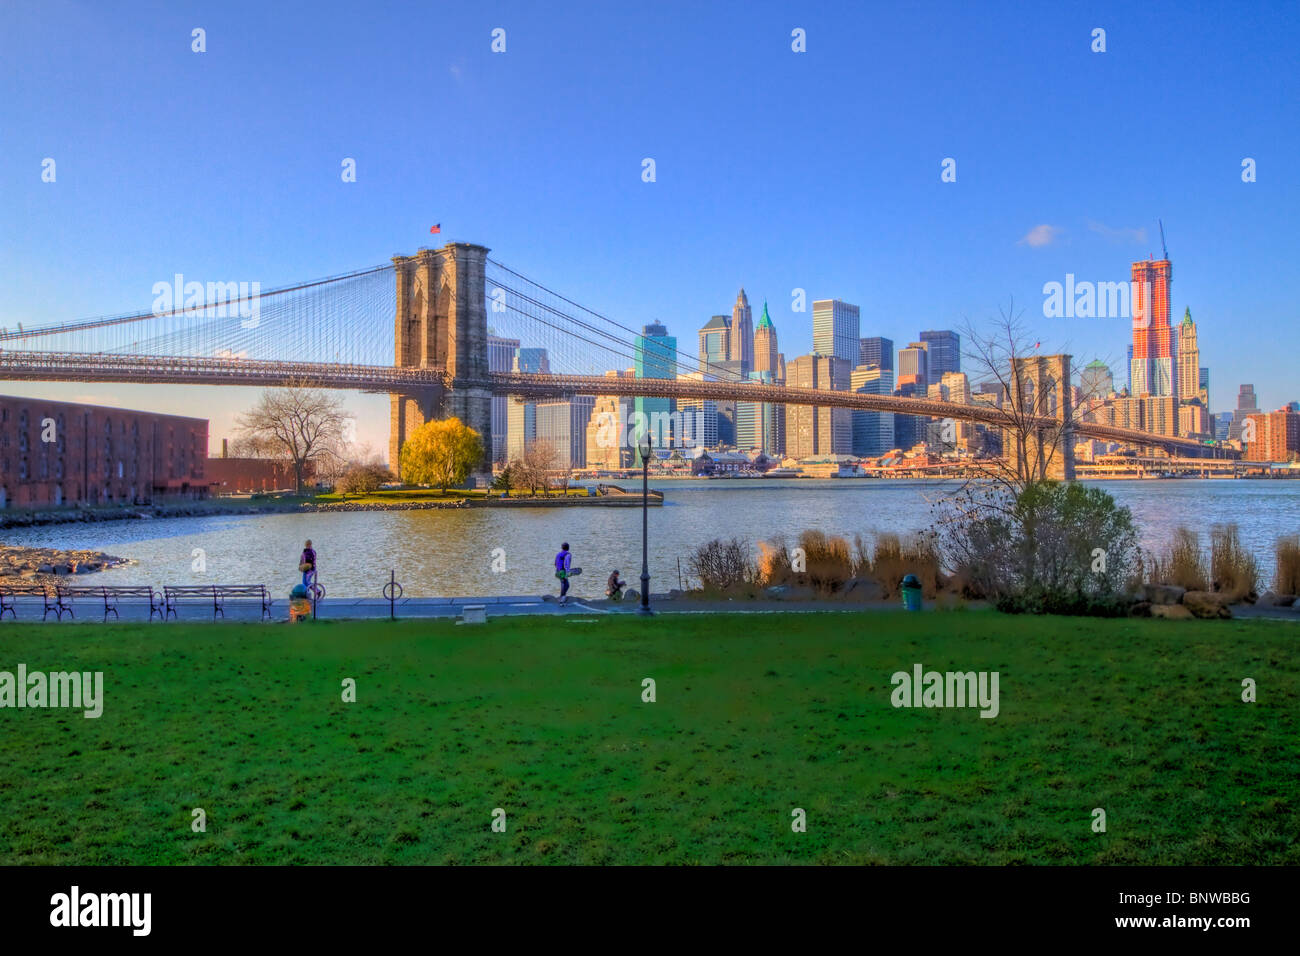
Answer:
[{"xmin": 0, "ymin": 611, "xmax": 1295, "ymax": 865}]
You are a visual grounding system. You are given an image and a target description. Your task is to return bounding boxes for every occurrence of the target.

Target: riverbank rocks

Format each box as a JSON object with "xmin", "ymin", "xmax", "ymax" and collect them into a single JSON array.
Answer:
[
  {"xmin": 1151, "ymin": 603, "xmax": 1195, "ymax": 620},
  {"xmin": 1128, "ymin": 601, "xmax": 1152, "ymax": 617},
  {"xmin": 1142, "ymin": 584, "xmax": 1186, "ymax": 605},
  {"xmin": 1182, "ymin": 591, "xmax": 1233, "ymax": 619},
  {"xmin": 0, "ymin": 546, "xmax": 127, "ymax": 586}
]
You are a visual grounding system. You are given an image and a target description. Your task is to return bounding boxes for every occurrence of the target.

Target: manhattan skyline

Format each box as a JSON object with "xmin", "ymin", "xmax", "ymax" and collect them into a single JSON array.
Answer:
[{"xmin": 2, "ymin": 0, "xmax": 1297, "ymax": 455}]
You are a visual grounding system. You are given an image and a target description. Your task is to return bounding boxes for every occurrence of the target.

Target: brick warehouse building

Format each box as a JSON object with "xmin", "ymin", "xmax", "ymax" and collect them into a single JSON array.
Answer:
[{"xmin": 0, "ymin": 395, "xmax": 207, "ymax": 509}]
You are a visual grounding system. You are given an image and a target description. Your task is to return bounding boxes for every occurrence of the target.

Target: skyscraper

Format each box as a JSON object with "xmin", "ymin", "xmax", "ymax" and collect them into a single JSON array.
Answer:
[
  {"xmin": 753, "ymin": 301, "xmax": 780, "ymax": 380},
  {"xmin": 1081, "ymin": 360, "xmax": 1114, "ymax": 401},
  {"xmin": 506, "ymin": 398, "xmax": 535, "ymax": 462},
  {"xmin": 850, "ymin": 365, "xmax": 896, "ymax": 457},
  {"xmin": 512, "ymin": 348, "xmax": 550, "ymax": 374},
  {"xmin": 735, "ymin": 370, "xmax": 784, "ymax": 455},
  {"xmin": 894, "ymin": 379, "xmax": 925, "ymax": 450},
  {"xmin": 1176, "ymin": 308, "xmax": 1200, "ymax": 403},
  {"xmin": 919, "ymin": 330, "xmax": 960, "ymax": 378},
  {"xmin": 487, "ymin": 335, "xmax": 520, "ymax": 464},
  {"xmin": 536, "ymin": 397, "xmax": 595, "ymax": 470},
  {"xmin": 812, "ymin": 299, "xmax": 861, "ymax": 364},
  {"xmin": 898, "ymin": 342, "xmax": 929, "ymax": 388},
  {"xmin": 505, "ymin": 346, "xmax": 549, "ymax": 463},
  {"xmin": 698, "ymin": 315, "xmax": 730, "ymax": 373},
  {"xmin": 1230, "ymin": 384, "xmax": 1260, "ymax": 441},
  {"xmin": 584, "ymin": 393, "xmax": 628, "ymax": 470},
  {"xmin": 728, "ymin": 290, "xmax": 753, "ymax": 374},
  {"xmin": 1130, "ymin": 257, "xmax": 1175, "ymax": 397},
  {"xmin": 785, "ymin": 354, "xmax": 851, "ymax": 458},
  {"xmin": 634, "ymin": 321, "xmax": 678, "ymax": 447},
  {"xmin": 676, "ymin": 398, "xmax": 719, "ymax": 449},
  {"xmin": 940, "ymin": 371, "xmax": 971, "ymax": 405},
  {"xmin": 675, "ymin": 371, "xmax": 719, "ymax": 449},
  {"xmin": 1243, "ymin": 407, "xmax": 1300, "ymax": 462},
  {"xmin": 859, "ymin": 336, "xmax": 894, "ymax": 373}
]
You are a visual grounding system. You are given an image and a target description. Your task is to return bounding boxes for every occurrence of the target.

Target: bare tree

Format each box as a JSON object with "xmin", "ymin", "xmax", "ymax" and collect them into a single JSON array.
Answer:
[
  {"xmin": 526, "ymin": 440, "xmax": 563, "ymax": 497},
  {"xmin": 234, "ymin": 383, "xmax": 353, "ymax": 494},
  {"xmin": 226, "ymin": 433, "xmax": 279, "ymax": 458},
  {"xmin": 959, "ymin": 298, "xmax": 1090, "ymax": 495}
]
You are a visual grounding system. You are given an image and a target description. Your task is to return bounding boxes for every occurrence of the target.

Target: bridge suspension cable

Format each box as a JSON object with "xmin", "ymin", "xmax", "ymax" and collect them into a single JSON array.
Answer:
[
  {"xmin": 0, "ymin": 262, "xmax": 396, "ymax": 368},
  {"xmin": 485, "ymin": 257, "xmax": 745, "ymax": 383}
]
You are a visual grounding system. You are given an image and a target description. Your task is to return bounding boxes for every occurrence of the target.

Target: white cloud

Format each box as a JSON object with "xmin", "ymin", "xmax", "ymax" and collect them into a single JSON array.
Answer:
[{"xmin": 1018, "ymin": 224, "xmax": 1063, "ymax": 248}]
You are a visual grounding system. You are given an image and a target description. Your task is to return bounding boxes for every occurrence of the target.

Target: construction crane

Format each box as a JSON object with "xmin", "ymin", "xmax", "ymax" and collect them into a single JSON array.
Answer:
[{"xmin": 1159, "ymin": 219, "xmax": 1169, "ymax": 260}]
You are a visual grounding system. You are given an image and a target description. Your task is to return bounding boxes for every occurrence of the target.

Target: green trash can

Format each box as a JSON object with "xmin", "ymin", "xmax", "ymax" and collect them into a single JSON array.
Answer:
[{"xmin": 901, "ymin": 574, "xmax": 922, "ymax": 611}]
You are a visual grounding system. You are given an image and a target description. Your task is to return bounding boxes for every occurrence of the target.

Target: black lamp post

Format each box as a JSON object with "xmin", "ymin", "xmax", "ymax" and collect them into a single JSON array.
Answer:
[{"xmin": 637, "ymin": 430, "xmax": 653, "ymax": 616}]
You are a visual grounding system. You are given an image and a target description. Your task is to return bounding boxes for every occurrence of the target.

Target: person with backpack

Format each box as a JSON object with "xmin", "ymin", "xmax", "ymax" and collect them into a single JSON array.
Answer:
[
  {"xmin": 555, "ymin": 542, "xmax": 573, "ymax": 605},
  {"xmin": 300, "ymin": 539, "xmax": 317, "ymax": 590}
]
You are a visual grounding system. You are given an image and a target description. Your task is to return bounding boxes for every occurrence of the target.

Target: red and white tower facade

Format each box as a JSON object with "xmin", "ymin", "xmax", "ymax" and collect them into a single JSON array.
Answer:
[{"xmin": 1130, "ymin": 257, "xmax": 1175, "ymax": 397}]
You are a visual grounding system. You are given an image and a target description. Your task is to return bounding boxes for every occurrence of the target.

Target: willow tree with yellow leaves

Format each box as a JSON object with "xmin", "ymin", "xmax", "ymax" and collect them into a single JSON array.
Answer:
[{"xmin": 399, "ymin": 418, "xmax": 484, "ymax": 493}]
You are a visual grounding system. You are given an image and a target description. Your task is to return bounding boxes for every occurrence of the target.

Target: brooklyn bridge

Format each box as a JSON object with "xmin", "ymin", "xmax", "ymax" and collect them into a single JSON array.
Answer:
[{"xmin": 0, "ymin": 242, "xmax": 1221, "ymax": 473}]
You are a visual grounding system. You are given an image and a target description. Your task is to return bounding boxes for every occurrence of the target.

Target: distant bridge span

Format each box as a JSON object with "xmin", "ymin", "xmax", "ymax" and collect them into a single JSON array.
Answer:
[
  {"xmin": 0, "ymin": 350, "xmax": 1219, "ymax": 457},
  {"xmin": 0, "ymin": 243, "xmax": 1232, "ymax": 466},
  {"xmin": 489, "ymin": 371, "xmax": 1221, "ymax": 457}
]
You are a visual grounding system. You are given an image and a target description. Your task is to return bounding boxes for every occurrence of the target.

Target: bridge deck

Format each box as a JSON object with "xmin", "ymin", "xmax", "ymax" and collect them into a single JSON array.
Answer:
[{"xmin": 0, "ymin": 351, "xmax": 1221, "ymax": 455}]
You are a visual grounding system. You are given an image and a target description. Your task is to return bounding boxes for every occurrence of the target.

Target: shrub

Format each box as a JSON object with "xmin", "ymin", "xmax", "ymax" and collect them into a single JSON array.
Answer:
[
  {"xmin": 864, "ymin": 531, "xmax": 943, "ymax": 598},
  {"xmin": 902, "ymin": 531, "xmax": 943, "ymax": 598},
  {"xmin": 936, "ymin": 480, "xmax": 1139, "ymax": 615},
  {"xmin": 1149, "ymin": 527, "xmax": 1209, "ymax": 591},
  {"xmin": 687, "ymin": 538, "xmax": 755, "ymax": 593},
  {"xmin": 1275, "ymin": 535, "xmax": 1300, "ymax": 595},
  {"xmin": 796, "ymin": 530, "xmax": 853, "ymax": 594},
  {"xmin": 337, "ymin": 463, "xmax": 395, "ymax": 495},
  {"xmin": 1210, "ymin": 523, "xmax": 1257, "ymax": 602},
  {"xmin": 757, "ymin": 539, "xmax": 794, "ymax": 587},
  {"xmin": 870, "ymin": 533, "xmax": 906, "ymax": 597}
]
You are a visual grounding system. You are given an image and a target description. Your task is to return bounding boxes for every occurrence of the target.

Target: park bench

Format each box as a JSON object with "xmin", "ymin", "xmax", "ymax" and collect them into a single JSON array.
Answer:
[
  {"xmin": 0, "ymin": 583, "xmax": 59, "ymax": 621},
  {"xmin": 54, "ymin": 584, "xmax": 164, "ymax": 622},
  {"xmin": 164, "ymin": 584, "xmax": 272, "ymax": 620}
]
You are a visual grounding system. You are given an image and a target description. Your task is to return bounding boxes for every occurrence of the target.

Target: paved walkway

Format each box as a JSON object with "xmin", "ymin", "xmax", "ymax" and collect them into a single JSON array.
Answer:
[
  {"xmin": 4, "ymin": 594, "xmax": 1296, "ymax": 624},
  {"xmin": 0, "ymin": 594, "xmax": 616, "ymax": 624}
]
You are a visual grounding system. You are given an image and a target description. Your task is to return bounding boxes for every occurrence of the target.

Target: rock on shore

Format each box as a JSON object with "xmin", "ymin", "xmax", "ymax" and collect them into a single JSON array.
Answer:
[{"xmin": 0, "ymin": 546, "xmax": 128, "ymax": 587}]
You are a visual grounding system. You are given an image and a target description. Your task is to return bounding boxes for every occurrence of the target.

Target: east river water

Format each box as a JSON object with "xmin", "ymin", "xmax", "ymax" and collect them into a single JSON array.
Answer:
[{"xmin": 4, "ymin": 479, "xmax": 1299, "ymax": 600}]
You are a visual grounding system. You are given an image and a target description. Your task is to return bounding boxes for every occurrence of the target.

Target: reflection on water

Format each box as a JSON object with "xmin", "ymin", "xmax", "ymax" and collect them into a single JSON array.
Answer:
[{"xmin": 3, "ymin": 480, "xmax": 1299, "ymax": 599}]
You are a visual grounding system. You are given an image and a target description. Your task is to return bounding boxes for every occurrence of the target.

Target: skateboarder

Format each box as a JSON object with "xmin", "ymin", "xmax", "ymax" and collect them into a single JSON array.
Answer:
[{"xmin": 555, "ymin": 542, "xmax": 573, "ymax": 605}]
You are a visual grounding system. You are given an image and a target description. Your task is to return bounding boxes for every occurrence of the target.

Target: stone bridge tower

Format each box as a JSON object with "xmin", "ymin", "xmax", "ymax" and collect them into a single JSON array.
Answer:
[
  {"xmin": 389, "ymin": 243, "xmax": 493, "ymax": 473},
  {"xmin": 1007, "ymin": 353, "xmax": 1076, "ymax": 481}
]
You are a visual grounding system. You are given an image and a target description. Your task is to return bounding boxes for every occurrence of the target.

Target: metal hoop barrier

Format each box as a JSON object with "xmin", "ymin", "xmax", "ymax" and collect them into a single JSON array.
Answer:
[{"xmin": 383, "ymin": 571, "xmax": 404, "ymax": 619}]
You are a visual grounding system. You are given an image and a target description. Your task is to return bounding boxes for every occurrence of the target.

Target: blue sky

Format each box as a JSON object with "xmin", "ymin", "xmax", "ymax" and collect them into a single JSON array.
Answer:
[{"xmin": 2, "ymin": 0, "xmax": 1297, "ymax": 455}]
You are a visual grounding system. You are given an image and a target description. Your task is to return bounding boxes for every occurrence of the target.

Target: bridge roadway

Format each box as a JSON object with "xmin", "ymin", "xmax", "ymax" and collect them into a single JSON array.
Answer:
[{"xmin": 0, "ymin": 351, "xmax": 1218, "ymax": 456}]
